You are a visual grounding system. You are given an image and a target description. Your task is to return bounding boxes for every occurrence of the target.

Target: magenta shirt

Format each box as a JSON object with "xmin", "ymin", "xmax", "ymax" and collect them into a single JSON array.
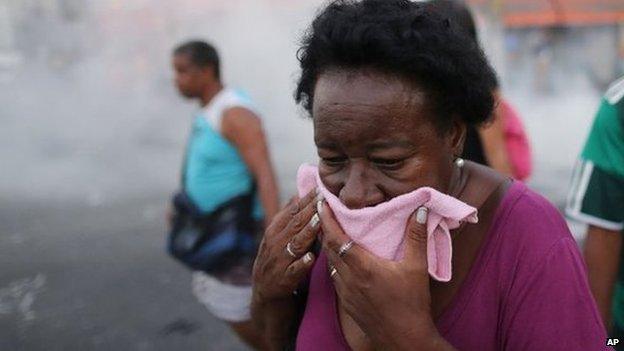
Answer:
[{"xmin": 296, "ymin": 182, "xmax": 609, "ymax": 350}]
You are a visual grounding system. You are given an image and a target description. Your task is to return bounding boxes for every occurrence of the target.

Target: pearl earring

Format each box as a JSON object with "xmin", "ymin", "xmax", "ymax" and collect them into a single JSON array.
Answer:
[{"xmin": 455, "ymin": 157, "xmax": 465, "ymax": 168}]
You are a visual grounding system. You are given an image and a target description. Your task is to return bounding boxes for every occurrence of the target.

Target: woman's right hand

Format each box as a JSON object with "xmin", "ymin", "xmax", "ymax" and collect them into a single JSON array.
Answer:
[{"xmin": 252, "ymin": 189, "xmax": 322, "ymax": 302}]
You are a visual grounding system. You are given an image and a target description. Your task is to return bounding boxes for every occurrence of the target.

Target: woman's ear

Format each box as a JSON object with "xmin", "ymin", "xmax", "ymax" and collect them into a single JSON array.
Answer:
[{"xmin": 449, "ymin": 119, "xmax": 467, "ymax": 157}]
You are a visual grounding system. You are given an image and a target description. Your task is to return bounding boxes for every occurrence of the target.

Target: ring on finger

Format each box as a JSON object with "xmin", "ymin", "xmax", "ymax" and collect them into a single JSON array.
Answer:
[
  {"xmin": 338, "ymin": 240, "xmax": 355, "ymax": 257},
  {"xmin": 285, "ymin": 241, "xmax": 298, "ymax": 258},
  {"xmin": 329, "ymin": 266, "xmax": 338, "ymax": 278}
]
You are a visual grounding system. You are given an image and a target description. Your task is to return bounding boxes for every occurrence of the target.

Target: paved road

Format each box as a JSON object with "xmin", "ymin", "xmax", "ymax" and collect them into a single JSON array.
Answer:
[{"xmin": 0, "ymin": 195, "xmax": 250, "ymax": 351}]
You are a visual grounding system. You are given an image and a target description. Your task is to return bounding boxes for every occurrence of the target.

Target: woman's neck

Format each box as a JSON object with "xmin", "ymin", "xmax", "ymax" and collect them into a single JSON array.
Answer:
[{"xmin": 447, "ymin": 161, "xmax": 468, "ymax": 200}]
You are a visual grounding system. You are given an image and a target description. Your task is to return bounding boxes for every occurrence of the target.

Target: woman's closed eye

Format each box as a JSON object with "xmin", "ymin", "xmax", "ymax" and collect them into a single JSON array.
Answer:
[
  {"xmin": 370, "ymin": 157, "xmax": 406, "ymax": 170},
  {"xmin": 321, "ymin": 156, "xmax": 348, "ymax": 167}
]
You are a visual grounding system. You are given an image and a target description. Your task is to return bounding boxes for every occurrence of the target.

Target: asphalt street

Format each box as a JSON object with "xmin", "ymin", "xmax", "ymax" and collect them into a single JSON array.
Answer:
[{"xmin": 0, "ymin": 194, "xmax": 250, "ymax": 351}]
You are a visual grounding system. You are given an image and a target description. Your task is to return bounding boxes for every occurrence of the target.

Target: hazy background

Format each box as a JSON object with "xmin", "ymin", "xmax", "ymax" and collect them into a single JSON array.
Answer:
[{"xmin": 0, "ymin": 0, "xmax": 623, "ymax": 350}]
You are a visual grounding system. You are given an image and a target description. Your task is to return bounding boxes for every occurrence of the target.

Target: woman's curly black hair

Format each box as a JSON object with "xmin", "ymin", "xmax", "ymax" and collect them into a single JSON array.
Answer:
[{"xmin": 295, "ymin": 0, "xmax": 498, "ymax": 132}]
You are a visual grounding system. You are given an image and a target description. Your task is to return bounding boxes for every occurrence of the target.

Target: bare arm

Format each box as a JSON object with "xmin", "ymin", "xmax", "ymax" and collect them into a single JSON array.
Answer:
[
  {"xmin": 221, "ymin": 107, "xmax": 280, "ymax": 224},
  {"xmin": 584, "ymin": 225, "xmax": 622, "ymax": 330},
  {"xmin": 252, "ymin": 192, "xmax": 321, "ymax": 350},
  {"xmin": 251, "ymin": 295, "xmax": 299, "ymax": 350},
  {"xmin": 479, "ymin": 93, "xmax": 514, "ymax": 177}
]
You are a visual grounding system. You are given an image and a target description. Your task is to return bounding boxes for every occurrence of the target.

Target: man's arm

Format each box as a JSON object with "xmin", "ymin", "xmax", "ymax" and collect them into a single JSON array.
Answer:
[
  {"xmin": 221, "ymin": 107, "xmax": 280, "ymax": 224},
  {"xmin": 584, "ymin": 225, "xmax": 622, "ymax": 330},
  {"xmin": 566, "ymin": 83, "xmax": 624, "ymax": 334}
]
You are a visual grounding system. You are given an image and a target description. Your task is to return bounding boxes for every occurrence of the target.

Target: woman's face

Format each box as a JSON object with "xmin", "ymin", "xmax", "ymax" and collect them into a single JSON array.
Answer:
[{"xmin": 313, "ymin": 69, "xmax": 465, "ymax": 209}]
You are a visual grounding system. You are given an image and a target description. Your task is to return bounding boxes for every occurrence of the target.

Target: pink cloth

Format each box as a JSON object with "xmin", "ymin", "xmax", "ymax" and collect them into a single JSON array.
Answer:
[
  {"xmin": 502, "ymin": 99, "xmax": 532, "ymax": 181},
  {"xmin": 296, "ymin": 164, "xmax": 478, "ymax": 282}
]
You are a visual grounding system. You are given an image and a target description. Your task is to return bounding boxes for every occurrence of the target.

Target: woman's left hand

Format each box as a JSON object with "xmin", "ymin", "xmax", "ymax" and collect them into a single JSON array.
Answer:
[{"xmin": 319, "ymin": 201, "xmax": 453, "ymax": 350}]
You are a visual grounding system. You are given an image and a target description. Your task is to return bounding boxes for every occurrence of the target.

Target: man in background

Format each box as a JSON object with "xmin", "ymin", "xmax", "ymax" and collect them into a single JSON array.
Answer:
[
  {"xmin": 566, "ymin": 76, "xmax": 624, "ymax": 345},
  {"xmin": 170, "ymin": 40, "xmax": 279, "ymax": 350}
]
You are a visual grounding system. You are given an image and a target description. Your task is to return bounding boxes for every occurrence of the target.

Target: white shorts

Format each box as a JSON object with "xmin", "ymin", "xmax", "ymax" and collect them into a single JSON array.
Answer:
[{"xmin": 191, "ymin": 271, "xmax": 252, "ymax": 323}]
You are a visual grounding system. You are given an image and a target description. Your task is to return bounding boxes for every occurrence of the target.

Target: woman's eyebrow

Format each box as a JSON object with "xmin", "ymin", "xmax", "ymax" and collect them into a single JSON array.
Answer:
[
  {"xmin": 368, "ymin": 140, "xmax": 414, "ymax": 150},
  {"xmin": 315, "ymin": 141, "xmax": 339, "ymax": 149}
]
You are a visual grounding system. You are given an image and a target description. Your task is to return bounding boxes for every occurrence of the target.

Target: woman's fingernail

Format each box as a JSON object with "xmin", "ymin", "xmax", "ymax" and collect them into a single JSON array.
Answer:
[
  {"xmin": 315, "ymin": 190, "xmax": 324, "ymax": 203},
  {"xmin": 304, "ymin": 252, "xmax": 314, "ymax": 264},
  {"xmin": 310, "ymin": 213, "xmax": 320, "ymax": 228},
  {"xmin": 416, "ymin": 207, "xmax": 428, "ymax": 224},
  {"xmin": 317, "ymin": 200, "xmax": 324, "ymax": 215}
]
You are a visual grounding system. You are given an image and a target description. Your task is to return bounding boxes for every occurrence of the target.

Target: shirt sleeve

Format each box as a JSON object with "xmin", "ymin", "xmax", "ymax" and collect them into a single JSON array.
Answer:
[
  {"xmin": 501, "ymin": 237, "xmax": 610, "ymax": 351},
  {"xmin": 566, "ymin": 97, "xmax": 624, "ymax": 231},
  {"xmin": 581, "ymin": 96, "xmax": 624, "ymax": 177},
  {"xmin": 566, "ymin": 159, "xmax": 624, "ymax": 231}
]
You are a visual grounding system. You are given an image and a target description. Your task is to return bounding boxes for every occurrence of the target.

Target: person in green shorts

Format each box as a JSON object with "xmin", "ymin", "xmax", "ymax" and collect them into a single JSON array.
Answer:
[{"xmin": 566, "ymin": 76, "xmax": 624, "ymax": 344}]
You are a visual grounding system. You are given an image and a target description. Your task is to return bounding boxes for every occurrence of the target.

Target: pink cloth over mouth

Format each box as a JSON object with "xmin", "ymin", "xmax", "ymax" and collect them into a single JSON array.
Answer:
[{"xmin": 296, "ymin": 164, "xmax": 478, "ymax": 282}]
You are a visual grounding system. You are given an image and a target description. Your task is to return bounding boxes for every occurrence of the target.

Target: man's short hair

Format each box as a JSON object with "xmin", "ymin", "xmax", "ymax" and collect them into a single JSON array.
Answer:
[{"xmin": 174, "ymin": 40, "xmax": 221, "ymax": 80}]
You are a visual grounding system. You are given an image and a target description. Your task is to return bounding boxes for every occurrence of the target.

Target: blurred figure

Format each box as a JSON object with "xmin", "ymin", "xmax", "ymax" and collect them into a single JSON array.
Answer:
[
  {"xmin": 169, "ymin": 40, "xmax": 279, "ymax": 350},
  {"xmin": 425, "ymin": 0, "xmax": 532, "ymax": 182},
  {"xmin": 532, "ymin": 28, "xmax": 556, "ymax": 94},
  {"xmin": 566, "ymin": 76, "xmax": 624, "ymax": 342}
]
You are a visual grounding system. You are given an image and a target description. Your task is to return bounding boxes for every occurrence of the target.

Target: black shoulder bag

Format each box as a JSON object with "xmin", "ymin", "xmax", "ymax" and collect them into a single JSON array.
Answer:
[
  {"xmin": 166, "ymin": 187, "xmax": 257, "ymax": 273},
  {"xmin": 166, "ymin": 139, "xmax": 258, "ymax": 273}
]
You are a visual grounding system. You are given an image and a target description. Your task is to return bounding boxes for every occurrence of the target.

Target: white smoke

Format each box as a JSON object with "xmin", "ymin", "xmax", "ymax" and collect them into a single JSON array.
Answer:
[
  {"xmin": 0, "ymin": 0, "xmax": 324, "ymax": 206},
  {"xmin": 0, "ymin": 0, "xmax": 619, "ymax": 208}
]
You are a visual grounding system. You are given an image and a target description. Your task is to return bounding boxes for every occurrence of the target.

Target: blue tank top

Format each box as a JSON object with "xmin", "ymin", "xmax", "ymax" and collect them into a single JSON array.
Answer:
[{"xmin": 183, "ymin": 88, "xmax": 263, "ymax": 219}]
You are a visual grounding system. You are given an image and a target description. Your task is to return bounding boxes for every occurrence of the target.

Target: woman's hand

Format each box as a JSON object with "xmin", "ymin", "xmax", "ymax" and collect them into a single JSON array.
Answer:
[
  {"xmin": 319, "ymin": 201, "xmax": 454, "ymax": 350},
  {"xmin": 252, "ymin": 189, "xmax": 321, "ymax": 302}
]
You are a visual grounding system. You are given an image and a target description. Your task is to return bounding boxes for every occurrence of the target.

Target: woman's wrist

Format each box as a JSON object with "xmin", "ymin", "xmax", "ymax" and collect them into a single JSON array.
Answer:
[
  {"xmin": 251, "ymin": 293, "xmax": 298, "ymax": 350},
  {"xmin": 396, "ymin": 329, "xmax": 454, "ymax": 351}
]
